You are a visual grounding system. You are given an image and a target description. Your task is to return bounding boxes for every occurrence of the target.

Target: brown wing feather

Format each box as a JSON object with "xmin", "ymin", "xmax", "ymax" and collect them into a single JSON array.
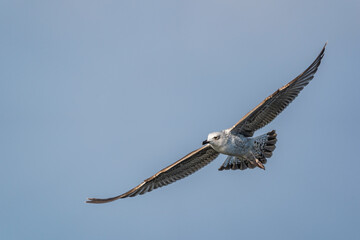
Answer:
[
  {"xmin": 230, "ymin": 43, "xmax": 327, "ymax": 137},
  {"xmin": 86, "ymin": 145, "xmax": 219, "ymax": 203}
]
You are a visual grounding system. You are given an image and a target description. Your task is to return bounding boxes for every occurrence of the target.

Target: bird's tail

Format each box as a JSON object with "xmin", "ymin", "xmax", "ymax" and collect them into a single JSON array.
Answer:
[
  {"xmin": 251, "ymin": 130, "xmax": 277, "ymax": 168},
  {"xmin": 254, "ymin": 130, "xmax": 277, "ymax": 159}
]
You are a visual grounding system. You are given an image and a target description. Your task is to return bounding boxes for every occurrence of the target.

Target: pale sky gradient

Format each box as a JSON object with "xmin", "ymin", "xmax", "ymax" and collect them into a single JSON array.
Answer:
[{"xmin": 1, "ymin": 0, "xmax": 359, "ymax": 239}]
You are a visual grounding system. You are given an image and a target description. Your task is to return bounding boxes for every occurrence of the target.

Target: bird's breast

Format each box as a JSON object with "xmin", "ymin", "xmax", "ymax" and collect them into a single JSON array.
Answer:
[{"xmin": 215, "ymin": 134, "xmax": 250, "ymax": 156}]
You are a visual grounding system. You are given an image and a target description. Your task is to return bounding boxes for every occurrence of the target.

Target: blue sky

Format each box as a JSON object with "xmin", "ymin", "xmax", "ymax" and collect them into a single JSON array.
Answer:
[{"xmin": 1, "ymin": 0, "xmax": 359, "ymax": 239}]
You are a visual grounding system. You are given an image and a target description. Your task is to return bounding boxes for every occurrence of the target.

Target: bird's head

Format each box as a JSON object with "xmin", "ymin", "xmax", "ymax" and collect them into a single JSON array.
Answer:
[{"xmin": 202, "ymin": 131, "xmax": 227, "ymax": 149}]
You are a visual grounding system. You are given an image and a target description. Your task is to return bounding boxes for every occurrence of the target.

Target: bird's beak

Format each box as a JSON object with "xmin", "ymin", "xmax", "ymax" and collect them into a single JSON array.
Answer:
[{"xmin": 202, "ymin": 140, "xmax": 210, "ymax": 145}]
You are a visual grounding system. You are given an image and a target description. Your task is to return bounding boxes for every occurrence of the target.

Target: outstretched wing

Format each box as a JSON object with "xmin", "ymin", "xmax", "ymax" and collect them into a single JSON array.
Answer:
[
  {"xmin": 86, "ymin": 145, "xmax": 219, "ymax": 203},
  {"xmin": 229, "ymin": 43, "xmax": 326, "ymax": 137}
]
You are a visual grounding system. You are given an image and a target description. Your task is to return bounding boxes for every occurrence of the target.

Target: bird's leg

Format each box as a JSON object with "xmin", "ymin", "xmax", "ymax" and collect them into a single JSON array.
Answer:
[
  {"xmin": 250, "ymin": 151, "xmax": 265, "ymax": 170},
  {"xmin": 255, "ymin": 158, "xmax": 265, "ymax": 170}
]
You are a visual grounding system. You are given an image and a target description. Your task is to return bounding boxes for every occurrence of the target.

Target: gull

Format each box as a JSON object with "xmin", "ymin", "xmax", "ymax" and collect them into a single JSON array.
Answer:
[{"xmin": 87, "ymin": 43, "xmax": 326, "ymax": 204}]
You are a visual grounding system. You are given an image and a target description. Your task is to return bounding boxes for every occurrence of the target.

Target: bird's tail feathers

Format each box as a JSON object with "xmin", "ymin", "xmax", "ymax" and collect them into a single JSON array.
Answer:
[{"xmin": 255, "ymin": 130, "xmax": 277, "ymax": 159}]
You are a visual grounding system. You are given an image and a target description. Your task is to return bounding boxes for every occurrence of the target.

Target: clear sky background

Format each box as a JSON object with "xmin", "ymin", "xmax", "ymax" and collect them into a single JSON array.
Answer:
[{"xmin": 1, "ymin": 0, "xmax": 359, "ymax": 239}]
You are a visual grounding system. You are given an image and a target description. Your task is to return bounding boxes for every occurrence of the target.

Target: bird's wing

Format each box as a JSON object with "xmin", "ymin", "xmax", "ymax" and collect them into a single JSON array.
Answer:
[
  {"xmin": 86, "ymin": 145, "xmax": 219, "ymax": 203},
  {"xmin": 229, "ymin": 43, "xmax": 326, "ymax": 137}
]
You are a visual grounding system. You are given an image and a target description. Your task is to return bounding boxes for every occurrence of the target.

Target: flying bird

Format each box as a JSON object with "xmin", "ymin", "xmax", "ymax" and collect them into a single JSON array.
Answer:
[{"xmin": 87, "ymin": 43, "xmax": 326, "ymax": 203}]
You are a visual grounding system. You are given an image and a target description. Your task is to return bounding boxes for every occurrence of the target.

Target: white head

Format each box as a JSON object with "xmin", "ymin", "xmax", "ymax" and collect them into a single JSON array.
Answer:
[{"xmin": 202, "ymin": 130, "xmax": 227, "ymax": 150}]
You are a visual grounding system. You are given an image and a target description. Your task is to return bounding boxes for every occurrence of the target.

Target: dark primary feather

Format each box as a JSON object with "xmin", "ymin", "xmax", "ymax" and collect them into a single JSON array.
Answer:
[
  {"xmin": 86, "ymin": 145, "xmax": 219, "ymax": 203},
  {"xmin": 230, "ymin": 43, "xmax": 327, "ymax": 137}
]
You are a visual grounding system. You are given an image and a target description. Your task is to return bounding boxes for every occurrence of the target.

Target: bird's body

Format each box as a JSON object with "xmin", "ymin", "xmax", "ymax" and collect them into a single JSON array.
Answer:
[
  {"xmin": 205, "ymin": 130, "xmax": 263, "ymax": 156},
  {"xmin": 87, "ymin": 43, "xmax": 326, "ymax": 204},
  {"xmin": 221, "ymin": 132, "xmax": 251, "ymax": 156},
  {"xmin": 207, "ymin": 129, "xmax": 277, "ymax": 170}
]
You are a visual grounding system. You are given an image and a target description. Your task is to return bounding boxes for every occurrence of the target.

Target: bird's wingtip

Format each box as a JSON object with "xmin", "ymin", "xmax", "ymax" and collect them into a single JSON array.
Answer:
[{"xmin": 86, "ymin": 198, "xmax": 100, "ymax": 204}]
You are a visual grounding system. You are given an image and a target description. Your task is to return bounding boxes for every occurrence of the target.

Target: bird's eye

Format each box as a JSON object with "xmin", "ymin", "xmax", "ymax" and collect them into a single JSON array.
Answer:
[{"xmin": 213, "ymin": 136, "xmax": 220, "ymax": 140}]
